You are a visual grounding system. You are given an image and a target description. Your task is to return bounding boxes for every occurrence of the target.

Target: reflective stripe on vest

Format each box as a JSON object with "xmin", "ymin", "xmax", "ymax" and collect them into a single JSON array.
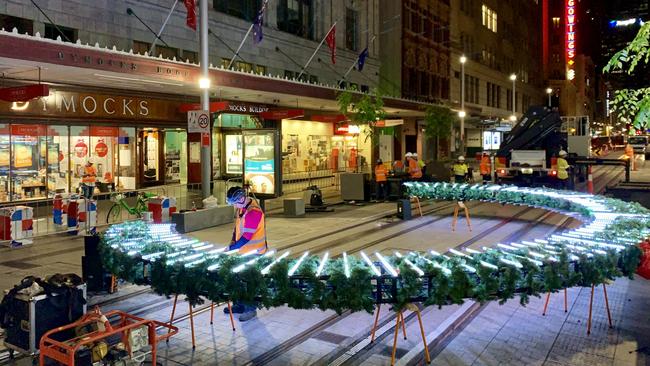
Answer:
[{"xmin": 234, "ymin": 200, "xmax": 267, "ymax": 254}]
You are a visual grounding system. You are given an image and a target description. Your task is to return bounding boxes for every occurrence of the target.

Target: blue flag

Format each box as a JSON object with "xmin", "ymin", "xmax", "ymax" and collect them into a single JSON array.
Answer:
[
  {"xmin": 358, "ymin": 47, "xmax": 369, "ymax": 71},
  {"xmin": 253, "ymin": 0, "xmax": 268, "ymax": 44}
]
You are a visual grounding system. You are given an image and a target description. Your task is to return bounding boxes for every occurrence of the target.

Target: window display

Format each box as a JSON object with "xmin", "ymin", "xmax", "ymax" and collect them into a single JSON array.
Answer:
[
  {"xmin": 225, "ymin": 134, "xmax": 243, "ymax": 175},
  {"xmin": 0, "ymin": 125, "xmax": 8, "ymax": 202},
  {"xmin": 142, "ymin": 130, "xmax": 160, "ymax": 182},
  {"xmin": 10, "ymin": 125, "xmax": 46, "ymax": 200},
  {"xmin": 281, "ymin": 120, "xmax": 333, "ymax": 174},
  {"xmin": 243, "ymin": 130, "xmax": 277, "ymax": 196},
  {"xmin": 164, "ymin": 130, "xmax": 187, "ymax": 184},
  {"xmin": 46, "ymin": 125, "xmax": 69, "ymax": 196}
]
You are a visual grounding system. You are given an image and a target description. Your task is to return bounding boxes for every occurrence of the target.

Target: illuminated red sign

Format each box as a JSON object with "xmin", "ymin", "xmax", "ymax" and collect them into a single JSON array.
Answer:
[{"xmin": 566, "ymin": 0, "xmax": 576, "ymax": 80}]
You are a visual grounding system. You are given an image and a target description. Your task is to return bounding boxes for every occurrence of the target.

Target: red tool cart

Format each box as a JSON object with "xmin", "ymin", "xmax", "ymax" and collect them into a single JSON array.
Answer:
[{"xmin": 39, "ymin": 308, "xmax": 178, "ymax": 366}]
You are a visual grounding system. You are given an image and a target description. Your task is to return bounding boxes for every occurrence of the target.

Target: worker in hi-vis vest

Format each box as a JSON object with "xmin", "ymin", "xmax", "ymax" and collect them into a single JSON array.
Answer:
[
  {"xmin": 407, "ymin": 153, "xmax": 422, "ymax": 180},
  {"xmin": 556, "ymin": 150, "xmax": 570, "ymax": 189},
  {"xmin": 452, "ymin": 156, "xmax": 469, "ymax": 183},
  {"xmin": 224, "ymin": 186, "xmax": 268, "ymax": 321},
  {"xmin": 374, "ymin": 159, "xmax": 388, "ymax": 201},
  {"xmin": 81, "ymin": 160, "xmax": 97, "ymax": 198}
]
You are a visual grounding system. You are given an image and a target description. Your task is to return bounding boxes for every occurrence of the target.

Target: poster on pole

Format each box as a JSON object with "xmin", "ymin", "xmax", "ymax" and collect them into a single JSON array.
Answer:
[
  {"xmin": 243, "ymin": 130, "xmax": 280, "ymax": 198},
  {"xmin": 187, "ymin": 110, "xmax": 210, "ymax": 134}
]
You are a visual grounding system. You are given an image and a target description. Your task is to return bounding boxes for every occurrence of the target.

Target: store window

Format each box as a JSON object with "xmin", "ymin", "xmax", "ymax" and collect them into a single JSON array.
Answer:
[
  {"xmin": 10, "ymin": 125, "xmax": 47, "ymax": 200},
  {"xmin": 117, "ymin": 128, "xmax": 136, "ymax": 190},
  {"xmin": 164, "ymin": 130, "xmax": 187, "ymax": 184},
  {"xmin": 46, "ymin": 125, "xmax": 69, "ymax": 197},
  {"xmin": 224, "ymin": 134, "xmax": 243, "ymax": 175},
  {"xmin": 214, "ymin": 0, "xmax": 261, "ymax": 21},
  {"xmin": 0, "ymin": 124, "xmax": 8, "ymax": 202},
  {"xmin": 141, "ymin": 129, "xmax": 162, "ymax": 184},
  {"xmin": 345, "ymin": 8, "xmax": 358, "ymax": 51},
  {"xmin": 281, "ymin": 120, "xmax": 332, "ymax": 174}
]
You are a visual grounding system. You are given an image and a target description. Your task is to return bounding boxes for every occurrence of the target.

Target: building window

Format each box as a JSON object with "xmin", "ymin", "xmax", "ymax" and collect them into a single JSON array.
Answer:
[
  {"xmin": 465, "ymin": 75, "xmax": 479, "ymax": 104},
  {"xmin": 183, "ymin": 50, "xmax": 198, "ymax": 64},
  {"xmin": 277, "ymin": 0, "xmax": 313, "ymax": 40},
  {"xmin": 132, "ymin": 40, "xmax": 151, "ymax": 55},
  {"xmin": 255, "ymin": 65, "xmax": 267, "ymax": 75},
  {"xmin": 221, "ymin": 58, "xmax": 232, "ymax": 69},
  {"xmin": 154, "ymin": 45, "xmax": 180, "ymax": 59},
  {"xmin": 44, "ymin": 23, "xmax": 76, "ymax": 42},
  {"xmin": 0, "ymin": 15, "xmax": 33, "ymax": 35},
  {"xmin": 552, "ymin": 17, "xmax": 560, "ymax": 28},
  {"xmin": 236, "ymin": 61, "xmax": 254, "ymax": 73},
  {"xmin": 460, "ymin": 0, "xmax": 473, "ymax": 14},
  {"xmin": 213, "ymin": 0, "xmax": 261, "ymax": 22},
  {"xmin": 345, "ymin": 8, "xmax": 358, "ymax": 51},
  {"xmin": 506, "ymin": 89, "xmax": 512, "ymax": 111},
  {"xmin": 481, "ymin": 4, "xmax": 497, "ymax": 33},
  {"xmin": 285, "ymin": 70, "xmax": 296, "ymax": 79}
]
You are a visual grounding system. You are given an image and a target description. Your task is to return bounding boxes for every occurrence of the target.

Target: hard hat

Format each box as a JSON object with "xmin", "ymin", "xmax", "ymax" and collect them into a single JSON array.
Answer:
[
  {"xmin": 405, "ymin": 152, "xmax": 413, "ymax": 157},
  {"xmin": 458, "ymin": 156, "xmax": 465, "ymax": 161},
  {"xmin": 226, "ymin": 186, "xmax": 247, "ymax": 205},
  {"xmin": 376, "ymin": 159, "xmax": 383, "ymax": 165},
  {"xmin": 558, "ymin": 150, "xmax": 567, "ymax": 156},
  {"xmin": 413, "ymin": 152, "xmax": 418, "ymax": 157}
]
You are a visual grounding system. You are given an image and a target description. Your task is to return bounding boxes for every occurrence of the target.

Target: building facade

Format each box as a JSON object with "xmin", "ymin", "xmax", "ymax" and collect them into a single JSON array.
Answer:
[
  {"xmin": 450, "ymin": 0, "xmax": 545, "ymax": 155},
  {"xmin": 0, "ymin": 0, "xmax": 429, "ymax": 203}
]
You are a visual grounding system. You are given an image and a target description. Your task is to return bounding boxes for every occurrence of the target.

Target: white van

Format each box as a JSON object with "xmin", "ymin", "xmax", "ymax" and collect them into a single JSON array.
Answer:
[{"xmin": 628, "ymin": 136, "xmax": 649, "ymax": 156}]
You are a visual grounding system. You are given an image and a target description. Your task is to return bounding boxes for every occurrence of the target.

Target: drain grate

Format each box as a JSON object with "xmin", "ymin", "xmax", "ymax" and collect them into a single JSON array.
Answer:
[{"xmin": 313, "ymin": 331, "xmax": 349, "ymax": 345}]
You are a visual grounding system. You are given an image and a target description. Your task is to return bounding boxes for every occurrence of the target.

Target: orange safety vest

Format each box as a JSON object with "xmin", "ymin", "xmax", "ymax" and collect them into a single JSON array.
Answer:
[
  {"xmin": 480, "ymin": 156, "xmax": 491, "ymax": 175},
  {"xmin": 375, "ymin": 164, "xmax": 388, "ymax": 182},
  {"xmin": 82, "ymin": 165, "xmax": 96, "ymax": 184},
  {"xmin": 408, "ymin": 158, "xmax": 422, "ymax": 178},
  {"xmin": 234, "ymin": 199, "xmax": 268, "ymax": 255}
]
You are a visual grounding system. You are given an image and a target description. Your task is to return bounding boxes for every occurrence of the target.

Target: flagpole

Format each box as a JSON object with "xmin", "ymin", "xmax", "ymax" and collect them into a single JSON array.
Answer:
[
  {"xmin": 227, "ymin": 23, "xmax": 254, "ymax": 70},
  {"xmin": 342, "ymin": 35, "xmax": 375, "ymax": 80},
  {"xmin": 297, "ymin": 22, "xmax": 336, "ymax": 80},
  {"xmin": 150, "ymin": 0, "xmax": 179, "ymax": 56}
]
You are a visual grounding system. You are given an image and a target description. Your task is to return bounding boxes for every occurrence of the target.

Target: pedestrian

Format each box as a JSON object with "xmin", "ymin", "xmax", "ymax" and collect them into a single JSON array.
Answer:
[
  {"xmin": 556, "ymin": 150, "xmax": 570, "ymax": 190},
  {"xmin": 480, "ymin": 153, "xmax": 492, "ymax": 184},
  {"xmin": 452, "ymin": 156, "xmax": 469, "ymax": 183},
  {"xmin": 224, "ymin": 186, "xmax": 268, "ymax": 321},
  {"xmin": 407, "ymin": 153, "xmax": 422, "ymax": 180},
  {"xmin": 374, "ymin": 159, "xmax": 388, "ymax": 201},
  {"xmin": 81, "ymin": 160, "xmax": 97, "ymax": 199}
]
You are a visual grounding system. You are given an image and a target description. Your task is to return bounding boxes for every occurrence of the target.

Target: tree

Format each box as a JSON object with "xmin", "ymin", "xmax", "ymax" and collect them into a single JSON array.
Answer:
[
  {"xmin": 336, "ymin": 87, "xmax": 387, "ymax": 142},
  {"xmin": 423, "ymin": 105, "xmax": 454, "ymax": 160},
  {"xmin": 603, "ymin": 22, "xmax": 650, "ymax": 131}
]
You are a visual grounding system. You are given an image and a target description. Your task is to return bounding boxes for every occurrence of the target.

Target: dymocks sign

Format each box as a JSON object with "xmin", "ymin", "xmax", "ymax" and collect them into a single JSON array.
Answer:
[{"xmin": 0, "ymin": 89, "xmax": 185, "ymax": 122}]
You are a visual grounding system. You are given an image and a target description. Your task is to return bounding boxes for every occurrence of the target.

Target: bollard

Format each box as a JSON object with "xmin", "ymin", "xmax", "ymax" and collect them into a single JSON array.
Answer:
[{"xmin": 587, "ymin": 165, "xmax": 594, "ymax": 194}]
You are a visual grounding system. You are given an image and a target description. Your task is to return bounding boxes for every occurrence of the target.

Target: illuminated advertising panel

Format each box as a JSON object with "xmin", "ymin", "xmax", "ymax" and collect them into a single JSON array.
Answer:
[{"xmin": 566, "ymin": 0, "xmax": 576, "ymax": 81}]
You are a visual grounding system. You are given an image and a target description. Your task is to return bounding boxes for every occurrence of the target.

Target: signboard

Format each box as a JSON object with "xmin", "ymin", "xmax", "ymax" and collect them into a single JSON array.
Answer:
[
  {"xmin": 259, "ymin": 109, "xmax": 304, "ymax": 120},
  {"xmin": 483, "ymin": 131, "xmax": 502, "ymax": 150},
  {"xmin": 0, "ymin": 84, "xmax": 49, "ymax": 102},
  {"xmin": 243, "ymin": 130, "xmax": 280, "ymax": 197},
  {"xmin": 566, "ymin": 0, "xmax": 576, "ymax": 81},
  {"xmin": 187, "ymin": 110, "xmax": 210, "ymax": 134}
]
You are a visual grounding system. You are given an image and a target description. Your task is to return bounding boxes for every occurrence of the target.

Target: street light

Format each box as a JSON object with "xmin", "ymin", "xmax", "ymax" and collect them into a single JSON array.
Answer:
[
  {"xmin": 460, "ymin": 55, "xmax": 467, "ymax": 153},
  {"xmin": 199, "ymin": 77, "xmax": 211, "ymax": 89},
  {"xmin": 510, "ymin": 74, "xmax": 517, "ymax": 119},
  {"xmin": 546, "ymin": 87, "xmax": 553, "ymax": 108}
]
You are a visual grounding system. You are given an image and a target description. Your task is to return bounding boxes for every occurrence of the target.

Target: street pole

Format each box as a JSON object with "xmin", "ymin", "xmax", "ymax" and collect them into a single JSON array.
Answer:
[
  {"xmin": 199, "ymin": 0, "xmax": 211, "ymax": 199},
  {"xmin": 459, "ymin": 56, "xmax": 466, "ymax": 155},
  {"xmin": 546, "ymin": 87, "xmax": 553, "ymax": 108},
  {"xmin": 512, "ymin": 77, "xmax": 516, "ymax": 117}
]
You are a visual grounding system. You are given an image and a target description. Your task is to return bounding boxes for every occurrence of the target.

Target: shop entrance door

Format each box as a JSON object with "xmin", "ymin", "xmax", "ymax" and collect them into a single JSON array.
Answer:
[{"xmin": 138, "ymin": 129, "xmax": 164, "ymax": 187}]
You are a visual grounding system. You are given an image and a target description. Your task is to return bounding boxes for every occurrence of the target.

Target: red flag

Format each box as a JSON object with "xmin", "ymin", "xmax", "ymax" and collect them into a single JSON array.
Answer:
[
  {"xmin": 325, "ymin": 26, "xmax": 336, "ymax": 64},
  {"xmin": 184, "ymin": 0, "xmax": 197, "ymax": 30}
]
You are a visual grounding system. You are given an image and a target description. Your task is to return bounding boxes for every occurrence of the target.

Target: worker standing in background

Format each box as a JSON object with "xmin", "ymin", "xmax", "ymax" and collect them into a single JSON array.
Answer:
[
  {"xmin": 224, "ymin": 186, "xmax": 267, "ymax": 321},
  {"xmin": 556, "ymin": 150, "xmax": 570, "ymax": 190},
  {"xmin": 625, "ymin": 143, "xmax": 636, "ymax": 171},
  {"xmin": 374, "ymin": 159, "xmax": 388, "ymax": 201},
  {"xmin": 416, "ymin": 153, "xmax": 426, "ymax": 178},
  {"xmin": 452, "ymin": 156, "xmax": 469, "ymax": 183},
  {"xmin": 407, "ymin": 153, "xmax": 422, "ymax": 180},
  {"xmin": 480, "ymin": 153, "xmax": 492, "ymax": 184},
  {"xmin": 393, "ymin": 158, "xmax": 404, "ymax": 174},
  {"xmin": 81, "ymin": 160, "xmax": 97, "ymax": 199}
]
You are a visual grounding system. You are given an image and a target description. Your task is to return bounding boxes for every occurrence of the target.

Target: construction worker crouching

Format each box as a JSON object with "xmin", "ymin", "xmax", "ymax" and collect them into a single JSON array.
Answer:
[
  {"xmin": 224, "ymin": 186, "xmax": 268, "ymax": 321},
  {"xmin": 81, "ymin": 160, "xmax": 97, "ymax": 199},
  {"xmin": 452, "ymin": 156, "xmax": 469, "ymax": 183},
  {"xmin": 556, "ymin": 150, "xmax": 571, "ymax": 190},
  {"xmin": 374, "ymin": 159, "xmax": 388, "ymax": 201},
  {"xmin": 406, "ymin": 152, "xmax": 422, "ymax": 180},
  {"xmin": 479, "ymin": 152, "xmax": 492, "ymax": 184}
]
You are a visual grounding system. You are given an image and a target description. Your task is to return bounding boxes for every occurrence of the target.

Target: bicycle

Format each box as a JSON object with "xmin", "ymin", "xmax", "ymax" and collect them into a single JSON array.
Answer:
[{"xmin": 106, "ymin": 191, "xmax": 157, "ymax": 224}]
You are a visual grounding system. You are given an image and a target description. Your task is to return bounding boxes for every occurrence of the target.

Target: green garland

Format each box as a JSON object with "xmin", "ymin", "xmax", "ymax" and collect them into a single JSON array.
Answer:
[{"xmin": 100, "ymin": 183, "xmax": 647, "ymax": 313}]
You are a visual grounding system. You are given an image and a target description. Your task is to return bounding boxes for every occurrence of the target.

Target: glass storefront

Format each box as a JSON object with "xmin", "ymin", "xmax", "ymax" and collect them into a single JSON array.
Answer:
[
  {"xmin": 281, "ymin": 120, "xmax": 371, "ymax": 174},
  {"xmin": 0, "ymin": 123, "xmax": 187, "ymax": 202},
  {"xmin": 212, "ymin": 113, "xmax": 262, "ymax": 178}
]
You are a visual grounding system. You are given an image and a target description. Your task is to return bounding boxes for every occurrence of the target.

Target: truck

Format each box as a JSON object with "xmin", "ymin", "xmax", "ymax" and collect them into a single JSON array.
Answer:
[{"xmin": 495, "ymin": 106, "xmax": 588, "ymax": 186}]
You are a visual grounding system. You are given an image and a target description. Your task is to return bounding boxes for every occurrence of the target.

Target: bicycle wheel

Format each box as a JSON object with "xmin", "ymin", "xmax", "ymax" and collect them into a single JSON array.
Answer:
[{"xmin": 106, "ymin": 204, "xmax": 121, "ymax": 224}]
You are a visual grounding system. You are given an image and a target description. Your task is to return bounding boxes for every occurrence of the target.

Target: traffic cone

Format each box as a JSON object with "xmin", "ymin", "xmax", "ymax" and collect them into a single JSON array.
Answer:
[{"xmin": 587, "ymin": 165, "xmax": 594, "ymax": 194}]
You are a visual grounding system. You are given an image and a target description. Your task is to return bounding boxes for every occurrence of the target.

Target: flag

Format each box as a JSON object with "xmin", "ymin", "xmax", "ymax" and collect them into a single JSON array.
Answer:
[
  {"xmin": 184, "ymin": 0, "xmax": 197, "ymax": 30},
  {"xmin": 253, "ymin": 0, "xmax": 269, "ymax": 44},
  {"xmin": 357, "ymin": 47, "xmax": 369, "ymax": 71},
  {"xmin": 325, "ymin": 25, "xmax": 336, "ymax": 64}
]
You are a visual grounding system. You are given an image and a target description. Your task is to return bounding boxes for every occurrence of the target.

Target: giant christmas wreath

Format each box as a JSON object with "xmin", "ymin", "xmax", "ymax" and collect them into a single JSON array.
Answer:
[{"xmin": 100, "ymin": 183, "xmax": 647, "ymax": 313}]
